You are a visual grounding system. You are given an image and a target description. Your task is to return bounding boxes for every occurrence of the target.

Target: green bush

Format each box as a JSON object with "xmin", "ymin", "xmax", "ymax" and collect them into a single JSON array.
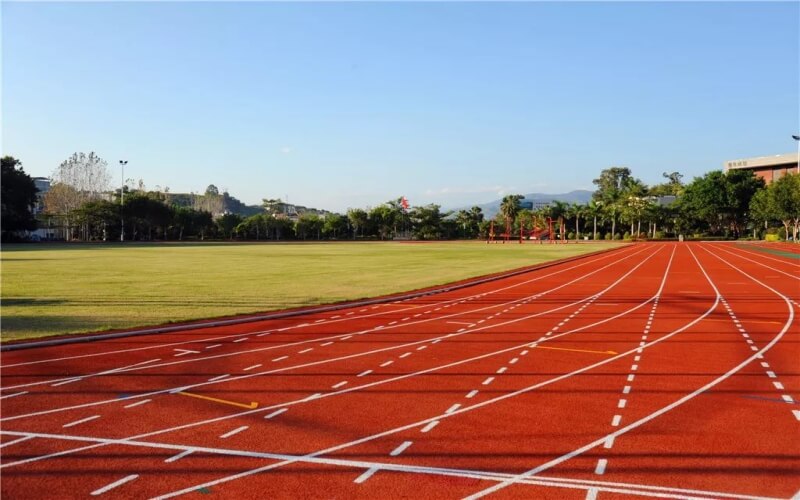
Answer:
[
  {"xmin": 604, "ymin": 233, "xmax": 612, "ymax": 240},
  {"xmin": 623, "ymin": 232, "xmax": 632, "ymax": 240},
  {"xmin": 613, "ymin": 233, "xmax": 621, "ymax": 240},
  {"xmin": 765, "ymin": 233, "xmax": 780, "ymax": 242}
]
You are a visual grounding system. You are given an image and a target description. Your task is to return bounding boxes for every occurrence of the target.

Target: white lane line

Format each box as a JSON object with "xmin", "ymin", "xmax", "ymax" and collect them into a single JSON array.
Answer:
[
  {"xmin": 332, "ymin": 315, "xmax": 341, "ymax": 319},
  {"xmin": 520, "ymin": 350, "xmax": 529, "ymax": 356},
  {"xmin": 342, "ymin": 335, "xmax": 353, "ymax": 340},
  {"xmin": 173, "ymin": 349, "xmax": 200, "ymax": 357},
  {"xmin": 482, "ymin": 377, "xmax": 495, "ymax": 385},
  {"xmin": 265, "ymin": 408, "xmax": 287, "ymax": 419},
  {"xmin": 243, "ymin": 364, "xmax": 262, "ymax": 372},
  {"xmin": 390, "ymin": 441, "xmax": 413, "ymax": 456},
  {"xmin": 233, "ymin": 338, "xmax": 248, "ymax": 343},
  {"xmin": 314, "ymin": 319, "xmax": 325, "ymax": 323},
  {"xmin": 496, "ymin": 367, "xmax": 507, "ymax": 374},
  {"xmin": 594, "ymin": 459, "xmax": 607, "ymax": 475},
  {"xmin": 509, "ymin": 358, "xmax": 519, "ymax": 365},
  {"xmin": 447, "ymin": 321, "xmax": 474, "ymax": 326},
  {"xmin": 767, "ymin": 371, "xmax": 777, "ymax": 378},
  {"xmin": 622, "ymin": 386, "xmax": 631, "ymax": 394},
  {"xmin": 793, "ymin": 410, "xmax": 800, "ymax": 421},
  {"xmin": 611, "ymin": 415, "xmax": 621, "ymax": 427},
  {"xmin": 782, "ymin": 395, "xmax": 794, "ymax": 403},
  {"xmin": 0, "ymin": 391, "xmax": 28, "ymax": 400},
  {"xmin": 298, "ymin": 348, "xmax": 313, "ymax": 354},
  {"xmin": 399, "ymin": 353, "xmax": 412, "ymax": 358},
  {"xmin": 631, "ymin": 364, "xmax": 638, "ymax": 371},
  {"xmin": 466, "ymin": 390, "xmax": 479, "ymax": 399},
  {"xmin": 617, "ymin": 399, "xmax": 627, "ymax": 409},
  {"xmin": 305, "ymin": 393, "xmax": 323, "ymax": 401},
  {"xmin": 603, "ymin": 436, "xmax": 615, "ymax": 449},
  {"xmin": 420, "ymin": 421, "xmax": 439, "ymax": 433},
  {"xmin": 445, "ymin": 404, "xmax": 461, "ymax": 414},
  {"xmin": 585, "ymin": 488, "xmax": 598, "ymax": 500},
  {"xmin": 256, "ymin": 332, "xmax": 271, "ymax": 337},
  {"xmin": 416, "ymin": 345, "xmax": 427, "ymax": 351},
  {"xmin": 272, "ymin": 356, "xmax": 289, "ymax": 362},
  {"xmin": 0, "ymin": 436, "xmax": 34, "ymax": 448},
  {"xmin": 51, "ymin": 377, "xmax": 83, "ymax": 387},
  {"xmin": 208, "ymin": 374, "xmax": 230, "ymax": 382},
  {"xmin": 354, "ymin": 466, "xmax": 379, "ymax": 484},
  {"xmin": 63, "ymin": 415, "xmax": 100, "ymax": 428},
  {"xmin": 91, "ymin": 474, "xmax": 139, "ymax": 496},
  {"xmin": 320, "ymin": 342, "xmax": 334, "ymax": 347},
  {"xmin": 165, "ymin": 449, "xmax": 194, "ymax": 463},
  {"xmin": 332, "ymin": 381, "xmax": 348, "ymax": 389},
  {"xmin": 380, "ymin": 361, "xmax": 394, "ymax": 367},
  {"xmin": 627, "ymin": 374, "xmax": 635, "ymax": 382},
  {"xmin": 773, "ymin": 382, "xmax": 785, "ymax": 390},
  {"xmin": 206, "ymin": 344, "xmax": 221, "ymax": 349},
  {"xmin": 346, "ymin": 312, "xmax": 354, "ymax": 316},
  {"xmin": 124, "ymin": 399, "xmax": 151, "ymax": 409},
  {"xmin": 760, "ymin": 361, "xmax": 769, "ymax": 368},
  {"xmin": 357, "ymin": 370, "xmax": 372, "ymax": 377},
  {"xmin": 220, "ymin": 426, "xmax": 248, "ymax": 439}
]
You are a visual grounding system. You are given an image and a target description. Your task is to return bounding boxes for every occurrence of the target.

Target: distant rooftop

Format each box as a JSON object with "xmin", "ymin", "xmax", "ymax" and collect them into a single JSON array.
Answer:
[{"xmin": 724, "ymin": 152, "xmax": 798, "ymax": 170}]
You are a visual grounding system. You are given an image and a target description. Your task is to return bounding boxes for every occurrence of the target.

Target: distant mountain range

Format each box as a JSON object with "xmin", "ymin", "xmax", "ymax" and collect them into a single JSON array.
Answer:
[{"xmin": 454, "ymin": 190, "xmax": 593, "ymax": 219}]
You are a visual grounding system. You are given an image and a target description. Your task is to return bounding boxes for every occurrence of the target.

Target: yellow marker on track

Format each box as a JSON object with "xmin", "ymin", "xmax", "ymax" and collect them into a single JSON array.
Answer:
[
  {"xmin": 178, "ymin": 391, "xmax": 258, "ymax": 409},
  {"xmin": 533, "ymin": 346, "xmax": 617, "ymax": 355}
]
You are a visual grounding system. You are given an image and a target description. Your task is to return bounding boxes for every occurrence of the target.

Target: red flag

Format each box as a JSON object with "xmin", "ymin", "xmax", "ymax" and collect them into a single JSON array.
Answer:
[{"xmin": 401, "ymin": 196, "xmax": 409, "ymax": 210}]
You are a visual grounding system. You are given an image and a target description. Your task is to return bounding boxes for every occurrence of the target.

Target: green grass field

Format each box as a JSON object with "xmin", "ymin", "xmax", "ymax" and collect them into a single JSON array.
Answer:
[{"xmin": 1, "ymin": 241, "xmax": 619, "ymax": 341}]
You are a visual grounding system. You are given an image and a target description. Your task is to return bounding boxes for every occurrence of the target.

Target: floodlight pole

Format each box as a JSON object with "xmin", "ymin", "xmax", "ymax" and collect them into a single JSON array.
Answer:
[
  {"xmin": 119, "ymin": 160, "xmax": 128, "ymax": 242},
  {"xmin": 793, "ymin": 135, "xmax": 800, "ymax": 173}
]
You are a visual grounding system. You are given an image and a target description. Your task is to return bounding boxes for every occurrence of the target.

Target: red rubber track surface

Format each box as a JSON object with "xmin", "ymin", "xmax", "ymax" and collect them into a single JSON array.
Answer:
[{"xmin": 1, "ymin": 242, "xmax": 798, "ymax": 500}]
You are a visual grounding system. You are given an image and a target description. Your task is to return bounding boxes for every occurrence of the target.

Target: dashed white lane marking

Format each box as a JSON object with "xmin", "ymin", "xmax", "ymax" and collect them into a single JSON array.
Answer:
[
  {"xmin": 220, "ymin": 426, "xmax": 248, "ymax": 439},
  {"xmin": 265, "ymin": 408, "xmax": 287, "ymax": 419},
  {"xmin": 243, "ymin": 364, "xmax": 262, "ymax": 372},
  {"xmin": 466, "ymin": 390, "xmax": 479, "ymax": 399},
  {"xmin": 627, "ymin": 374, "xmax": 635, "ymax": 382},
  {"xmin": 793, "ymin": 409, "xmax": 800, "ymax": 421},
  {"xmin": 603, "ymin": 435, "xmax": 615, "ymax": 449},
  {"xmin": 617, "ymin": 399, "xmax": 627, "ymax": 409},
  {"xmin": 341, "ymin": 335, "xmax": 353, "ymax": 340},
  {"xmin": 272, "ymin": 356, "xmax": 289, "ymax": 362},
  {"xmin": 91, "ymin": 474, "xmax": 139, "ymax": 496},
  {"xmin": 630, "ymin": 364, "xmax": 638, "ymax": 371},
  {"xmin": 123, "ymin": 399, "xmax": 151, "ymax": 409},
  {"xmin": 380, "ymin": 361, "xmax": 394, "ymax": 367},
  {"xmin": 390, "ymin": 441, "xmax": 413, "ymax": 456},
  {"xmin": 399, "ymin": 352, "xmax": 412, "ymax": 358},
  {"xmin": 760, "ymin": 362, "xmax": 770, "ymax": 368},
  {"xmin": 331, "ymin": 315, "xmax": 341, "ymax": 319},
  {"xmin": 332, "ymin": 381, "xmax": 348, "ymax": 389},
  {"xmin": 0, "ymin": 391, "xmax": 28, "ymax": 400},
  {"xmin": 509, "ymin": 358, "xmax": 519, "ymax": 365},
  {"xmin": 767, "ymin": 371, "xmax": 777, "ymax": 378},
  {"xmin": 482, "ymin": 377, "xmax": 495, "ymax": 385},
  {"xmin": 520, "ymin": 350, "xmax": 529, "ymax": 356},
  {"xmin": 622, "ymin": 386, "xmax": 631, "ymax": 394},
  {"xmin": 782, "ymin": 395, "xmax": 794, "ymax": 403},
  {"xmin": 208, "ymin": 374, "xmax": 230, "ymax": 382},
  {"xmin": 165, "ymin": 449, "xmax": 194, "ymax": 463},
  {"xmin": 205, "ymin": 344, "xmax": 221, "ymax": 350},
  {"xmin": 0, "ymin": 436, "xmax": 34, "ymax": 448},
  {"xmin": 389, "ymin": 321, "xmax": 397, "ymax": 325},
  {"xmin": 594, "ymin": 459, "xmax": 607, "ymax": 475},
  {"xmin": 314, "ymin": 319, "xmax": 325, "ymax": 324},
  {"xmin": 354, "ymin": 466, "xmax": 379, "ymax": 484},
  {"xmin": 358, "ymin": 370, "xmax": 373, "ymax": 377},
  {"xmin": 496, "ymin": 367, "xmax": 507, "ymax": 374},
  {"xmin": 346, "ymin": 312, "xmax": 354, "ymax": 316},
  {"xmin": 320, "ymin": 342, "xmax": 334, "ymax": 347},
  {"xmin": 611, "ymin": 415, "xmax": 621, "ymax": 427},
  {"xmin": 298, "ymin": 348, "xmax": 313, "ymax": 354},
  {"xmin": 63, "ymin": 415, "xmax": 100, "ymax": 428},
  {"xmin": 774, "ymin": 382, "xmax": 785, "ymax": 390},
  {"xmin": 416, "ymin": 345, "xmax": 427, "ymax": 351},
  {"xmin": 233, "ymin": 338, "xmax": 248, "ymax": 343},
  {"xmin": 446, "ymin": 404, "xmax": 461, "ymax": 414},
  {"xmin": 173, "ymin": 349, "xmax": 199, "ymax": 357},
  {"xmin": 585, "ymin": 487, "xmax": 598, "ymax": 500},
  {"xmin": 420, "ymin": 421, "xmax": 439, "ymax": 433}
]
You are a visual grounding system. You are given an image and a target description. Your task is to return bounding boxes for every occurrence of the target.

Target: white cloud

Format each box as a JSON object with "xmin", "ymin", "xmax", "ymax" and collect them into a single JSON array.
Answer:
[{"xmin": 280, "ymin": 147, "xmax": 292, "ymax": 154}]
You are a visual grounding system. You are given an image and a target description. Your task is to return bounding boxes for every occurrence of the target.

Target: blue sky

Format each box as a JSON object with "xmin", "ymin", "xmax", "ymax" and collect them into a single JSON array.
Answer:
[{"xmin": 3, "ymin": 2, "xmax": 798, "ymax": 212}]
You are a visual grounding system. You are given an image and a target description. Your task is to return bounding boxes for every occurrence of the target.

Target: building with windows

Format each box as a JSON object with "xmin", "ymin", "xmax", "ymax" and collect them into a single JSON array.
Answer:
[{"xmin": 723, "ymin": 152, "xmax": 799, "ymax": 183}]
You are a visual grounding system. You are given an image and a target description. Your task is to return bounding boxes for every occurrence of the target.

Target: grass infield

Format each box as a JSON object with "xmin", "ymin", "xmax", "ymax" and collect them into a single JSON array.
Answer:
[{"xmin": 1, "ymin": 241, "xmax": 619, "ymax": 341}]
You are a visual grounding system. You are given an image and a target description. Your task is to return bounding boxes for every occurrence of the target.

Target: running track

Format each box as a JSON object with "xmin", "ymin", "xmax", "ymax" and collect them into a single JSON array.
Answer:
[{"xmin": 1, "ymin": 242, "xmax": 798, "ymax": 499}]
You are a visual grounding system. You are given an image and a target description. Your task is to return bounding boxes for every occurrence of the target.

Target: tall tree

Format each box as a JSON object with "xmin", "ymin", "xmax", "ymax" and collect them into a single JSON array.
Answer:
[
  {"xmin": 592, "ymin": 167, "xmax": 633, "ymax": 238},
  {"xmin": 770, "ymin": 172, "xmax": 800, "ymax": 241},
  {"xmin": 1, "ymin": 156, "xmax": 38, "ymax": 240},
  {"xmin": 499, "ymin": 194, "xmax": 524, "ymax": 222}
]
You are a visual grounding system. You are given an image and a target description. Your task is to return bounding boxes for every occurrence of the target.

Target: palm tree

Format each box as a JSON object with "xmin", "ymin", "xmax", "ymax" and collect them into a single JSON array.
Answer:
[
  {"xmin": 499, "ymin": 195, "xmax": 524, "ymax": 222},
  {"xmin": 568, "ymin": 203, "xmax": 584, "ymax": 240}
]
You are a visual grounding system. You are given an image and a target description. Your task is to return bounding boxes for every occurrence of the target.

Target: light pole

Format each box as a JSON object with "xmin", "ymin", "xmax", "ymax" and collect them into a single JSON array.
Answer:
[
  {"xmin": 119, "ymin": 160, "xmax": 128, "ymax": 242},
  {"xmin": 793, "ymin": 135, "xmax": 800, "ymax": 173}
]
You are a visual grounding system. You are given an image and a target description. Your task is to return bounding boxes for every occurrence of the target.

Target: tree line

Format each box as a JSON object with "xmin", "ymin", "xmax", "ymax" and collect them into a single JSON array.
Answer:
[{"xmin": 2, "ymin": 152, "xmax": 798, "ymax": 242}]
